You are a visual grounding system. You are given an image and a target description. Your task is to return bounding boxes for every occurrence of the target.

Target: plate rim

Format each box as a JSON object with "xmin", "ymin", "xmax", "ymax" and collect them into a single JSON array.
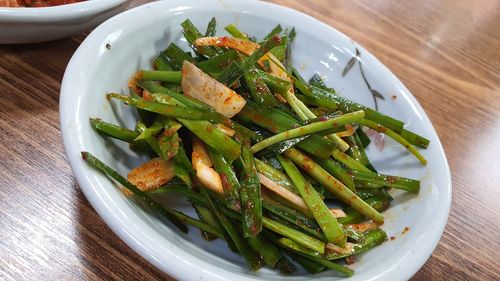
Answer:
[{"xmin": 0, "ymin": 0, "xmax": 128, "ymax": 21}]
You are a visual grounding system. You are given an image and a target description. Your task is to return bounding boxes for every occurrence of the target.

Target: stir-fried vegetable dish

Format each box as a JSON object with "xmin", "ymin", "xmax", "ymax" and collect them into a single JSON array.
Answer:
[{"xmin": 82, "ymin": 18, "xmax": 429, "ymax": 276}]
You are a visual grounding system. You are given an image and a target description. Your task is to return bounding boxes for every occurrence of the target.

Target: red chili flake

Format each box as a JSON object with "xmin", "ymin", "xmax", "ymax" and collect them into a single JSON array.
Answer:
[
  {"xmin": 319, "ymin": 116, "xmax": 328, "ymax": 122},
  {"xmin": 250, "ymin": 224, "xmax": 259, "ymax": 234},
  {"xmin": 143, "ymin": 91, "xmax": 153, "ymax": 101},
  {"xmin": 223, "ymin": 119, "xmax": 232, "ymax": 127},
  {"xmin": 230, "ymin": 81, "xmax": 240, "ymax": 89},
  {"xmin": 219, "ymin": 36, "xmax": 229, "ymax": 45},
  {"xmin": 220, "ymin": 173, "xmax": 230, "ymax": 190},
  {"xmin": 345, "ymin": 256, "xmax": 356, "ymax": 265},
  {"xmin": 402, "ymin": 227, "xmax": 410, "ymax": 235},
  {"xmin": 376, "ymin": 124, "xmax": 386, "ymax": 133},
  {"xmin": 386, "ymin": 175, "xmax": 396, "ymax": 184},
  {"xmin": 164, "ymin": 128, "xmax": 175, "ymax": 137},
  {"xmin": 390, "ymin": 236, "xmax": 396, "ymax": 240},
  {"xmin": 271, "ymin": 34, "xmax": 282, "ymax": 44},
  {"xmin": 302, "ymin": 162, "xmax": 314, "ymax": 172},
  {"xmin": 391, "ymin": 95, "xmax": 397, "ymax": 101}
]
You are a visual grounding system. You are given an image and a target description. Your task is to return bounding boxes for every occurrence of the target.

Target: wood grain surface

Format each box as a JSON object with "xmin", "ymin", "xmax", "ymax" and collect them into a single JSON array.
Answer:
[{"xmin": 1, "ymin": 0, "xmax": 499, "ymax": 280}]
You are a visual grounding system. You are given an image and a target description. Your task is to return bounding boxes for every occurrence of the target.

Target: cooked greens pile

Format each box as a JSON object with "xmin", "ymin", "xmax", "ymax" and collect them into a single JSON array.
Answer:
[{"xmin": 82, "ymin": 18, "xmax": 429, "ymax": 276}]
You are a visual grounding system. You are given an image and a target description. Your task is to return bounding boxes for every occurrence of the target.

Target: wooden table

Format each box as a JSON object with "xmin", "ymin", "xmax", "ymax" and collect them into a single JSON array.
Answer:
[{"xmin": 1, "ymin": 0, "xmax": 499, "ymax": 280}]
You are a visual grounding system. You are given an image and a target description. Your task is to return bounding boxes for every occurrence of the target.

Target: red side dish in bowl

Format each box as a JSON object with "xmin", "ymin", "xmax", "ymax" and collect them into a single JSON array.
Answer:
[
  {"xmin": 0, "ymin": 0, "xmax": 83, "ymax": 7},
  {"xmin": 0, "ymin": 0, "xmax": 130, "ymax": 44}
]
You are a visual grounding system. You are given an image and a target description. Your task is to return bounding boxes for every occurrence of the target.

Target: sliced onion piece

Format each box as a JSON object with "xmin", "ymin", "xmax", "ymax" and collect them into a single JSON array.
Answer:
[
  {"xmin": 216, "ymin": 124, "xmax": 236, "ymax": 137},
  {"xmin": 192, "ymin": 136, "xmax": 213, "ymax": 167},
  {"xmin": 196, "ymin": 164, "xmax": 224, "ymax": 195},
  {"xmin": 195, "ymin": 36, "xmax": 258, "ymax": 55},
  {"xmin": 258, "ymin": 173, "xmax": 310, "ymax": 215},
  {"xmin": 335, "ymin": 124, "xmax": 357, "ymax": 138},
  {"xmin": 194, "ymin": 36, "xmax": 291, "ymax": 83},
  {"xmin": 347, "ymin": 222, "xmax": 379, "ymax": 233},
  {"xmin": 191, "ymin": 136, "xmax": 224, "ymax": 194},
  {"xmin": 330, "ymin": 208, "xmax": 347, "ymax": 218},
  {"xmin": 181, "ymin": 61, "xmax": 246, "ymax": 118},
  {"xmin": 326, "ymin": 242, "xmax": 354, "ymax": 254},
  {"xmin": 127, "ymin": 157, "xmax": 175, "ymax": 192}
]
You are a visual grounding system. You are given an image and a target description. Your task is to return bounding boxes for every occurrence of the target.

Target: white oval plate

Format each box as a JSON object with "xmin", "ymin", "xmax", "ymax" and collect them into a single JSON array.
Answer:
[
  {"xmin": 60, "ymin": 0, "xmax": 451, "ymax": 280},
  {"xmin": 0, "ymin": 0, "xmax": 130, "ymax": 44}
]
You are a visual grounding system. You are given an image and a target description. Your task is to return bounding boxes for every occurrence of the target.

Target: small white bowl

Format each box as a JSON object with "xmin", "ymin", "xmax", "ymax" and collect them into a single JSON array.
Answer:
[
  {"xmin": 0, "ymin": 0, "xmax": 130, "ymax": 44},
  {"xmin": 60, "ymin": 0, "xmax": 451, "ymax": 280}
]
